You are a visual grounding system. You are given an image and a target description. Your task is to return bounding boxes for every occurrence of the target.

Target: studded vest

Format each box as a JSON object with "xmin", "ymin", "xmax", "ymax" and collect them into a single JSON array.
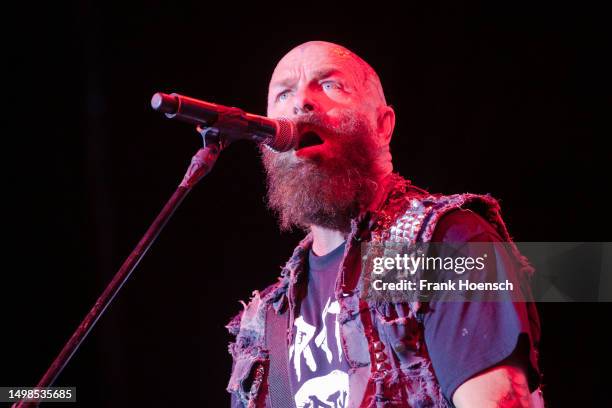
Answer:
[{"xmin": 226, "ymin": 174, "xmax": 535, "ymax": 407}]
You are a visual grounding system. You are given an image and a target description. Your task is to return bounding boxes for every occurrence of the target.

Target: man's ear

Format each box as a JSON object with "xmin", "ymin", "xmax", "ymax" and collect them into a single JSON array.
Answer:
[{"xmin": 377, "ymin": 105, "xmax": 396, "ymax": 145}]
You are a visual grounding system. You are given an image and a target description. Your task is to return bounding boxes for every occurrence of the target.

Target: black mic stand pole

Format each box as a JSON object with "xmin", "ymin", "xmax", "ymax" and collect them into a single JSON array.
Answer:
[{"xmin": 13, "ymin": 128, "xmax": 223, "ymax": 408}]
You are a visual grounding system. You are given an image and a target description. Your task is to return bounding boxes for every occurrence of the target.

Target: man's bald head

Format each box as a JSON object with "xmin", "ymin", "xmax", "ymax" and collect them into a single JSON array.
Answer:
[
  {"xmin": 279, "ymin": 41, "xmax": 386, "ymax": 104},
  {"xmin": 267, "ymin": 41, "xmax": 388, "ymax": 118}
]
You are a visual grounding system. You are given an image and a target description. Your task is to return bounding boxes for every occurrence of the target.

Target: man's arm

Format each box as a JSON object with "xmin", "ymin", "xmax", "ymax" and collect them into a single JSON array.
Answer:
[
  {"xmin": 453, "ymin": 351, "xmax": 531, "ymax": 408},
  {"xmin": 425, "ymin": 209, "xmax": 543, "ymax": 407}
]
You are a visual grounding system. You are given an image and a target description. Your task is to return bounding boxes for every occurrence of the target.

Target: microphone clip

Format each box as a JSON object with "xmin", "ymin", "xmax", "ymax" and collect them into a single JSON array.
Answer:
[{"xmin": 196, "ymin": 125, "xmax": 224, "ymax": 149}]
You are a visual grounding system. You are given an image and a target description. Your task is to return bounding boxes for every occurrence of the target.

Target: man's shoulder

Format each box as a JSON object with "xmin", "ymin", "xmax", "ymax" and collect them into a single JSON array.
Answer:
[
  {"xmin": 225, "ymin": 234, "xmax": 311, "ymax": 337},
  {"xmin": 422, "ymin": 191, "xmax": 511, "ymax": 244},
  {"xmin": 225, "ymin": 277, "xmax": 288, "ymax": 336},
  {"xmin": 383, "ymin": 186, "xmax": 507, "ymax": 242},
  {"xmin": 414, "ymin": 190, "xmax": 502, "ymax": 212},
  {"xmin": 390, "ymin": 181, "xmax": 502, "ymax": 217},
  {"xmin": 431, "ymin": 208, "xmax": 503, "ymax": 243}
]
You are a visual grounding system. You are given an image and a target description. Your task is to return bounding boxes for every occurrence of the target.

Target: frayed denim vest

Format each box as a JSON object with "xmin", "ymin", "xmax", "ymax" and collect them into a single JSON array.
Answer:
[{"xmin": 226, "ymin": 175, "xmax": 538, "ymax": 407}]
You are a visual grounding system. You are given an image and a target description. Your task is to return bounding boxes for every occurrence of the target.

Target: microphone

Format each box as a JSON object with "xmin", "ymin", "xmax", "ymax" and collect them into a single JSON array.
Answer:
[{"xmin": 151, "ymin": 92, "xmax": 297, "ymax": 152}]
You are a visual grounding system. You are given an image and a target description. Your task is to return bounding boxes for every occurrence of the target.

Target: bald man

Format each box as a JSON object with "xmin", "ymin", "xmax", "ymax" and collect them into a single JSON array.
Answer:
[{"xmin": 226, "ymin": 41, "xmax": 544, "ymax": 408}]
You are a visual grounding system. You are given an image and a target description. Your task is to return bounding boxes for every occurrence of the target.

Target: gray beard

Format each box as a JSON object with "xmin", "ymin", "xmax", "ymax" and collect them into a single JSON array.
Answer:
[{"xmin": 261, "ymin": 110, "xmax": 380, "ymax": 233}]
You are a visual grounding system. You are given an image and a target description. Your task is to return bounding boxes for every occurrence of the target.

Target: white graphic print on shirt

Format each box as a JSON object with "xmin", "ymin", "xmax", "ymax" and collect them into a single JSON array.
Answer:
[{"xmin": 289, "ymin": 298, "xmax": 349, "ymax": 408}]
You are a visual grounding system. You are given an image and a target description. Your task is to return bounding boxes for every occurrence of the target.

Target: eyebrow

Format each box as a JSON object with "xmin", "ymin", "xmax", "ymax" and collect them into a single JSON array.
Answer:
[
  {"xmin": 271, "ymin": 67, "xmax": 344, "ymax": 90},
  {"xmin": 312, "ymin": 67, "xmax": 343, "ymax": 81}
]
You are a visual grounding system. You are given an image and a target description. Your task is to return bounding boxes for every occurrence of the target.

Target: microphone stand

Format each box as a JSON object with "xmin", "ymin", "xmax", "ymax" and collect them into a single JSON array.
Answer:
[{"xmin": 13, "ymin": 127, "xmax": 223, "ymax": 408}]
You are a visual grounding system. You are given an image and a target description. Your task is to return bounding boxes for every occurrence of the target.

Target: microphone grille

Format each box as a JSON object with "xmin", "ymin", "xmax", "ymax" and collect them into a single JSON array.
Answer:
[{"xmin": 267, "ymin": 117, "xmax": 297, "ymax": 153}]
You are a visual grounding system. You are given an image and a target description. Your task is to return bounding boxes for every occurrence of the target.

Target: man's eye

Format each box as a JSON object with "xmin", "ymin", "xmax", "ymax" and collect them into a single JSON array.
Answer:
[
  {"xmin": 322, "ymin": 81, "xmax": 341, "ymax": 91},
  {"xmin": 277, "ymin": 91, "xmax": 291, "ymax": 102}
]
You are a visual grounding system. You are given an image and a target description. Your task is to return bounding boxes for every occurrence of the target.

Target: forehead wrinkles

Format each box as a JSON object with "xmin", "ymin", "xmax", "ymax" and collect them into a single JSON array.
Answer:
[
  {"xmin": 272, "ymin": 51, "xmax": 356, "ymax": 83},
  {"xmin": 269, "ymin": 43, "xmax": 386, "ymax": 105}
]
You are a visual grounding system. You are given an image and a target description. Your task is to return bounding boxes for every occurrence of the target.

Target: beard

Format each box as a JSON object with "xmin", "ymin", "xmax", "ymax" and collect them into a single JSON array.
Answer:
[{"xmin": 261, "ymin": 109, "xmax": 381, "ymax": 233}]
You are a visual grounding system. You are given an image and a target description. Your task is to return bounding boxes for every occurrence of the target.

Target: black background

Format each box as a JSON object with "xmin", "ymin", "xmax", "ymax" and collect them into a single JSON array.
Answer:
[{"xmin": 3, "ymin": 1, "xmax": 610, "ymax": 406}]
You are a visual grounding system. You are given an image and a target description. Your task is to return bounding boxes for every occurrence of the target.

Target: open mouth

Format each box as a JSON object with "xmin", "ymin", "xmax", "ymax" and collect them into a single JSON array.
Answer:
[{"xmin": 296, "ymin": 131, "xmax": 324, "ymax": 150}]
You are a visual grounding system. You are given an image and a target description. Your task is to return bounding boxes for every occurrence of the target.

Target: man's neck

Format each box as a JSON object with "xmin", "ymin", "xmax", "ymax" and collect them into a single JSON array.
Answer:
[
  {"xmin": 367, "ymin": 172, "xmax": 395, "ymax": 212},
  {"xmin": 310, "ymin": 225, "xmax": 346, "ymax": 256}
]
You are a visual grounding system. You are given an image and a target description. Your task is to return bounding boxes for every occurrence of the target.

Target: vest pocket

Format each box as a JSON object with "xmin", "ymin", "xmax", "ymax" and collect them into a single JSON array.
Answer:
[
  {"xmin": 337, "ymin": 293, "xmax": 373, "ymax": 368},
  {"xmin": 374, "ymin": 302, "xmax": 424, "ymax": 370},
  {"xmin": 227, "ymin": 342, "xmax": 269, "ymax": 406}
]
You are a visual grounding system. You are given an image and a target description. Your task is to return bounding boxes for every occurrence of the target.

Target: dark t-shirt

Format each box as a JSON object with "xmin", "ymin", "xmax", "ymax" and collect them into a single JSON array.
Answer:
[
  {"xmin": 424, "ymin": 208, "xmax": 541, "ymax": 402},
  {"xmin": 288, "ymin": 241, "xmax": 351, "ymax": 408}
]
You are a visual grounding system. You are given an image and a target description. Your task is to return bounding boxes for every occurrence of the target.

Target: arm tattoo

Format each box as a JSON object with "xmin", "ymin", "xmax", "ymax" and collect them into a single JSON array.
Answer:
[{"xmin": 495, "ymin": 370, "xmax": 531, "ymax": 408}]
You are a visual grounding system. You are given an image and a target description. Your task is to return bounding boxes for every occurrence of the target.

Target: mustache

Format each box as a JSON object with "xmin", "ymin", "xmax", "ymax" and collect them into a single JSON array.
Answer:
[{"xmin": 294, "ymin": 112, "xmax": 332, "ymax": 134}]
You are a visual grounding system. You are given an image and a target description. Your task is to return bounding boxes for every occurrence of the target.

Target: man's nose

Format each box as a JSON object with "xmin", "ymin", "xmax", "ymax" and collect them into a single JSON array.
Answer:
[
  {"xmin": 293, "ymin": 103, "xmax": 315, "ymax": 115},
  {"xmin": 293, "ymin": 88, "xmax": 318, "ymax": 115}
]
